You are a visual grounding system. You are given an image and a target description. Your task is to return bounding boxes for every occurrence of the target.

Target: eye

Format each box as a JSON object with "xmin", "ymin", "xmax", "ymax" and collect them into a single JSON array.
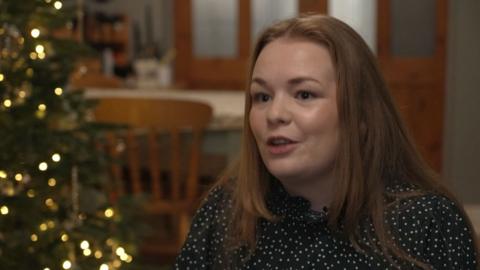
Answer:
[
  {"xmin": 252, "ymin": 92, "xmax": 271, "ymax": 103},
  {"xmin": 296, "ymin": 90, "xmax": 315, "ymax": 100}
]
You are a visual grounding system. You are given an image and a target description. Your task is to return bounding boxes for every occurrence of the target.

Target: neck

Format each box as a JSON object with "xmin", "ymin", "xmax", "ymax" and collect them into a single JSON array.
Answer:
[{"xmin": 280, "ymin": 174, "xmax": 335, "ymax": 212}]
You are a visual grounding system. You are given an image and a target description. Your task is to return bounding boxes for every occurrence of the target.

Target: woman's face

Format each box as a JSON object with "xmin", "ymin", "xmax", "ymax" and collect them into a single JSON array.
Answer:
[{"xmin": 249, "ymin": 38, "xmax": 339, "ymax": 188}]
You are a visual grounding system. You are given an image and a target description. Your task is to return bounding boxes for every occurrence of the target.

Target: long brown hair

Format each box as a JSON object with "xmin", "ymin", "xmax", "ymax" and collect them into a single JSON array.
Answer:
[{"xmin": 214, "ymin": 14, "xmax": 478, "ymax": 269}]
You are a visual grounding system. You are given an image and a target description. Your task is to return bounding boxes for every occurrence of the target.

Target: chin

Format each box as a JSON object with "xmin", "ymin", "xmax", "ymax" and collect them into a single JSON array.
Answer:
[
  {"xmin": 266, "ymin": 166, "xmax": 304, "ymax": 183},
  {"xmin": 264, "ymin": 157, "xmax": 297, "ymax": 175}
]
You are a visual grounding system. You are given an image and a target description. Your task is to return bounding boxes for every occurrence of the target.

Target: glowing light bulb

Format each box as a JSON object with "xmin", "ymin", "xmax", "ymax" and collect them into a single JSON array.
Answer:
[
  {"xmin": 48, "ymin": 178, "xmax": 57, "ymax": 187},
  {"xmin": 38, "ymin": 52, "xmax": 46, "ymax": 59},
  {"xmin": 54, "ymin": 1, "xmax": 62, "ymax": 9},
  {"xmin": 18, "ymin": 91, "xmax": 26, "ymax": 98},
  {"xmin": 83, "ymin": 248, "xmax": 92, "ymax": 256},
  {"xmin": 44, "ymin": 268, "xmax": 51, "ymax": 270},
  {"xmin": 39, "ymin": 223, "xmax": 48, "ymax": 231},
  {"xmin": 51, "ymin": 153, "xmax": 61, "ymax": 162},
  {"xmin": 0, "ymin": 170, "xmax": 7, "ymax": 179},
  {"xmin": 38, "ymin": 162, "xmax": 48, "ymax": 171},
  {"xmin": 0, "ymin": 206, "xmax": 9, "ymax": 215},
  {"xmin": 115, "ymin": 247, "xmax": 125, "ymax": 256},
  {"xmin": 94, "ymin": 250, "xmax": 103, "ymax": 259},
  {"xmin": 125, "ymin": 255, "xmax": 133, "ymax": 263},
  {"xmin": 45, "ymin": 198, "xmax": 54, "ymax": 207},
  {"xmin": 80, "ymin": 240, "xmax": 90, "ymax": 250},
  {"xmin": 99, "ymin": 264, "xmax": 109, "ymax": 270},
  {"xmin": 61, "ymin": 233, "xmax": 69, "ymax": 242},
  {"xmin": 3, "ymin": 99, "xmax": 12, "ymax": 108},
  {"xmin": 31, "ymin": 28, "xmax": 40, "ymax": 38},
  {"xmin": 31, "ymin": 234, "xmax": 38, "ymax": 242},
  {"xmin": 0, "ymin": 73, "xmax": 4, "ymax": 81},
  {"xmin": 14, "ymin": 173, "xmax": 22, "ymax": 181},
  {"xmin": 104, "ymin": 208, "xmax": 114, "ymax": 218},
  {"xmin": 27, "ymin": 189, "xmax": 36, "ymax": 198},
  {"xmin": 47, "ymin": 220, "xmax": 55, "ymax": 228},
  {"xmin": 120, "ymin": 253, "xmax": 129, "ymax": 261},
  {"xmin": 106, "ymin": 238, "xmax": 114, "ymax": 246},
  {"xmin": 35, "ymin": 45, "xmax": 44, "ymax": 54},
  {"xmin": 54, "ymin": 87, "xmax": 63, "ymax": 95},
  {"xmin": 62, "ymin": 260, "xmax": 71, "ymax": 269},
  {"xmin": 38, "ymin": 104, "xmax": 46, "ymax": 111},
  {"xmin": 30, "ymin": 52, "xmax": 38, "ymax": 60}
]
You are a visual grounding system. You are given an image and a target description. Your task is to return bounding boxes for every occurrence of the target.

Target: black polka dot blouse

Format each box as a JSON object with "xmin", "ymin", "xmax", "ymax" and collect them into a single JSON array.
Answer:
[{"xmin": 174, "ymin": 181, "xmax": 478, "ymax": 269}]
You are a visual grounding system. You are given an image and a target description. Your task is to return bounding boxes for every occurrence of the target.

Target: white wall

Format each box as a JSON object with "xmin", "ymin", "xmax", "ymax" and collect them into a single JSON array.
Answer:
[{"xmin": 444, "ymin": 0, "xmax": 480, "ymax": 203}]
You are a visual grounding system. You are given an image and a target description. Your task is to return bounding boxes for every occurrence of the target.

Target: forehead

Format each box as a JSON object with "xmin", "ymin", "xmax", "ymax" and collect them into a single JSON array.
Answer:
[{"xmin": 252, "ymin": 38, "xmax": 335, "ymax": 83}]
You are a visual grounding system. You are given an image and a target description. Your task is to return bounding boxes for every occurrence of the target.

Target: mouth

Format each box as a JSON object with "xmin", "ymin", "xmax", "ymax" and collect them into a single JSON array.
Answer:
[{"xmin": 265, "ymin": 136, "xmax": 298, "ymax": 155}]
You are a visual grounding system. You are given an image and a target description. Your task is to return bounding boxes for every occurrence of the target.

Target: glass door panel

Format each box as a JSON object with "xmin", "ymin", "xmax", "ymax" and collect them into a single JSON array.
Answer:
[
  {"xmin": 390, "ymin": 0, "xmax": 436, "ymax": 57},
  {"xmin": 328, "ymin": 0, "xmax": 377, "ymax": 52},
  {"xmin": 251, "ymin": 0, "xmax": 298, "ymax": 42},
  {"xmin": 192, "ymin": 0, "xmax": 238, "ymax": 58}
]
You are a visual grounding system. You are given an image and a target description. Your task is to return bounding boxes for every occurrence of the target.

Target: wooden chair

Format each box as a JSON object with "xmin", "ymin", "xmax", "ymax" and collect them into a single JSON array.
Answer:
[{"xmin": 93, "ymin": 97, "xmax": 213, "ymax": 257}]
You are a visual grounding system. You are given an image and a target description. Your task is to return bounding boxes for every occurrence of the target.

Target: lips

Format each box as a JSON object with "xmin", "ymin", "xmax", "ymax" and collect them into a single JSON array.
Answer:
[{"xmin": 266, "ymin": 136, "xmax": 298, "ymax": 155}]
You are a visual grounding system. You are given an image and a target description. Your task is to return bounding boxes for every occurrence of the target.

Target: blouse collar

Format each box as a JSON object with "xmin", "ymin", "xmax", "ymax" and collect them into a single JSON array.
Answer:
[{"xmin": 266, "ymin": 178, "xmax": 329, "ymax": 224}]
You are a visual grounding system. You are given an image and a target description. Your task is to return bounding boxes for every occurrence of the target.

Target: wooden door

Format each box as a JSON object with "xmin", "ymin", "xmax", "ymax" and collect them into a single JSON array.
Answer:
[
  {"xmin": 377, "ymin": 0, "xmax": 447, "ymax": 171},
  {"xmin": 174, "ymin": 0, "xmax": 327, "ymax": 90}
]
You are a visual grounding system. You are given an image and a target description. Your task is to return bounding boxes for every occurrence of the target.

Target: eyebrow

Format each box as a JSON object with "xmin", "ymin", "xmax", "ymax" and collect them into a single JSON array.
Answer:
[{"xmin": 251, "ymin": 76, "xmax": 322, "ymax": 87}]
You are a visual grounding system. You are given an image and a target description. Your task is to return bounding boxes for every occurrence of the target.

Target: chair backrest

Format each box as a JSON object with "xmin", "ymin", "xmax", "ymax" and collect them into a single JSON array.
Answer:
[
  {"xmin": 94, "ymin": 97, "xmax": 213, "ymax": 205},
  {"xmin": 94, "ymin": 97, "xmax": 213, "ymax": 255}
]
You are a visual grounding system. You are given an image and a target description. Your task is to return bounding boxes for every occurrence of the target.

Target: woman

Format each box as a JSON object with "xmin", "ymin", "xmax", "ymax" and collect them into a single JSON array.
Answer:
[{"xmin": 175, "ymin": 15, "xmax": 478, "ymax": 269}]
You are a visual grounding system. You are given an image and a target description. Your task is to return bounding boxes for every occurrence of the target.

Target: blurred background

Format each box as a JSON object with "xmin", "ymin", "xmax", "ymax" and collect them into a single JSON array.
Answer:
[
  {"xmin": 78, "ymin": 0, "xmax": 480, "ymax": 203},
  {"xmin": 1, "ymin": 0, "xmax": 479, "ymax": 269}
]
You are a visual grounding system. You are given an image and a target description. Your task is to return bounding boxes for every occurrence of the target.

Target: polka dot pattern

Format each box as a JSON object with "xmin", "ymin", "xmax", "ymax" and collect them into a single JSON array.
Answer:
[{"xmin": 174, "ymin": 182, "xmax": 478, "ymax": 269}]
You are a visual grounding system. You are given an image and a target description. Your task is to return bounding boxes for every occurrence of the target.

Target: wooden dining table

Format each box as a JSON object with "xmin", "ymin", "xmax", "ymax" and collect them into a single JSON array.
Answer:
[{"xmin": 85, "ymin": 88, "xmax": 246, "ymax": 130}]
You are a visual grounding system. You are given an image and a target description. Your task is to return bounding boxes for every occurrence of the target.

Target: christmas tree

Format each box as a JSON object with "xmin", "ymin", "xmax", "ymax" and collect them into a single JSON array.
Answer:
[{"xmin": 0, "ymin": 0, "xmax": 142, "ymax": 269}]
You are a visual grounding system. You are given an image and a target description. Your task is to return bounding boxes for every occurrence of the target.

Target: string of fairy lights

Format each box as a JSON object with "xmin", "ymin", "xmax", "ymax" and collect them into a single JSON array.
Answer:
[{"xmin": 0, "ymin": 0, "xmax": 134, "ymax": 269}]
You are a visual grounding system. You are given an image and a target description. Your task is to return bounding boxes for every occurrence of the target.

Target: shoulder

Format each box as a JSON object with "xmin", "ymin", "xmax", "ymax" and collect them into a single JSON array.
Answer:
[
  {"xmin": 200, "ymin": 185, "xmax": 230, "ymax": 208},
  {"xmin": 388, "ymin": 193, "xmax": 469, "ymax": 228},
  {"xmin": 387, "ymin": 193, "xmax": 478, "ymax": 268},
  {"xmin": 191, "ymin": 185, "xmax": 232, "ymax": 227},
  {"xmin": 175, "ymin": 186, "xmax": 233, "ymax": 269},
  {"xmin": 385, "ymin": 182, "xmax": 469, "ymax": 228}
]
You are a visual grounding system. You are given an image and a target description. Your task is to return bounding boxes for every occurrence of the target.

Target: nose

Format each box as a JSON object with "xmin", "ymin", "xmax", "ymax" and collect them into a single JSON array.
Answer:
[{"xmin": 266, "ymin": 95, "xmax": 292, "ymax": 126}]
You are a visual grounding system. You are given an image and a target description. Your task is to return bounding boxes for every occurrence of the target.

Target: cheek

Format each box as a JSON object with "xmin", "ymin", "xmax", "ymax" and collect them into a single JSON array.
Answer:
[
  {"xmin": 297, "ymin": 105, "xmax": 338, "ymax": 131},
  {"xmin": 304, "ymin": 119, "xmax": 340, "ymax": 168},
  {"xmin": 298, "ymin": 106, "xmax": 340, "ymax": 145}
]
